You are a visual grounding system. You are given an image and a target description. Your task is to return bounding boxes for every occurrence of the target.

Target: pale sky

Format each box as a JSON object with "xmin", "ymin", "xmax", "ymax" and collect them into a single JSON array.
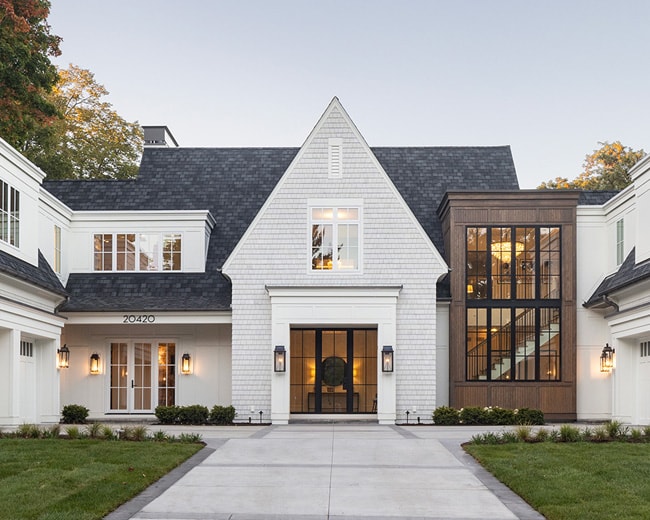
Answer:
[{"xmin": 48, "ymin": 0, "xmax": 649, "ymax": 188}]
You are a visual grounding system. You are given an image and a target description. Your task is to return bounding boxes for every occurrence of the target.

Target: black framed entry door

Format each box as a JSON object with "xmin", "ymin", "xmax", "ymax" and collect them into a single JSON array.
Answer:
[{"xmin": 290, "ymin": 328, "xmax": 377, "ymax": 413}]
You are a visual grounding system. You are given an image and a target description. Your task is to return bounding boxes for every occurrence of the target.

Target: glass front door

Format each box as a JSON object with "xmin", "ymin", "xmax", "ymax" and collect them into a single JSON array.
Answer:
[
  {"xmin": 290, "ymin": 329, "xmax": 377, "ymax": 413},
  {"xmin": 110, "ymin": 342, "xmax": 175, "ymax": 413}
]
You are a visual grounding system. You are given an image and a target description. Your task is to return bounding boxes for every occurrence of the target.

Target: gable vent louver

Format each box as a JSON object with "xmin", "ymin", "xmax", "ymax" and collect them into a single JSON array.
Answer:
[{"xmin": 328, "ymin": 138, "xmax": 343, "ymax": 179}]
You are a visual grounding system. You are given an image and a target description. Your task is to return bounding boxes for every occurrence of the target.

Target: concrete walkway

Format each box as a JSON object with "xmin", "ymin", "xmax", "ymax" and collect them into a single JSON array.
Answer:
[{"xmin": 106, "ymin": 423, "xmax": 545, "ymax": 520}]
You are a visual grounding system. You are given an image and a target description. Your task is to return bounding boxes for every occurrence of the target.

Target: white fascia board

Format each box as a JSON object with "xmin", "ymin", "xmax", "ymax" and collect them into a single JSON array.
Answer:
[
  {"xmin": 0, "ymin": 273, "xmax": 67, "ymax": 313},
  {"xmin": 222, "ymin": 98, "xmax": 343, "ymax": 273},
  {"xmin": 62, "ymin": 311, "xmax": 232, "ymax": 325},
  {"xmin": 266, "ymin": 285, "xmax": 402, "ymax": 298},
  {"xmin": 629, "ymin": 153, "xmax": 650, "ymax": 181},
  {"xmin": 223, "ymin": 97, "xmax": 449, "ymax": 275},
  {"xmin": 601, "ymin": 186, "xmax": 634, "ymax": 216},
  {"xmin": 329, "ymin": 99, "xmax": 449, "ymax": 274},
  {"xmin": 71, "ymin": 210, "xmax": 215, "ymax": 227},
  {"xmin": 0, "ymin": 136, "xmax": 46, "ymax": 184},
  {"xmin": 40, "ymin": 187, "xmax": 74, "ymax": 221}
]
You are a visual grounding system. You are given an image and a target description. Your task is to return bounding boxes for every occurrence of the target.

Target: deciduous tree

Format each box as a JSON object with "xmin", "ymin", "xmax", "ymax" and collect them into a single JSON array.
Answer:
[
  {"xmin": 25, "ymin": 64, "xmax": 143, "ymax": 179},
  {"xmin": 0, "ymin": 0, "xmax": 61, "ymax": 148},
  {"xmin": 539, "ymin": 141, "xmax": 645, "ymax": 191}
]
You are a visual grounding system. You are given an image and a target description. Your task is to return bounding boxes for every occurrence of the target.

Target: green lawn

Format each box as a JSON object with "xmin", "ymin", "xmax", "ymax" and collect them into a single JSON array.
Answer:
[
  {"xmin": 0, "ymin": 438, "xmax": 202, "ymax": 520},
  {"xmin": 465, "ymin": 442, "xmax": 650, "ymax": 520}
]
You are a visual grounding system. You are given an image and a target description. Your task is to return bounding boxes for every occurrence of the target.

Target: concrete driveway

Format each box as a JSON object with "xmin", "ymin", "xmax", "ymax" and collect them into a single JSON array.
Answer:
[{"xmin": 106, "ymin": 423, "xmax": 544, "ymax": 520}]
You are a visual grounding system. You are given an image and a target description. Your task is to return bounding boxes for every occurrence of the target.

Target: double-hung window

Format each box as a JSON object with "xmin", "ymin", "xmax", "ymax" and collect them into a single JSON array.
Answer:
[
  {"xmin": 94, "ymin": 233, "xmax": 182, "ymax": 272},
  {"xmin": 311, "ymin": 207, "xmax": 359, "ymax": 271},
  {"xmin": 0, "ymin": 180, "xmax": 19, "ymax": 247},
  {"xmin": 616, "ymin": 218, "xmax": 624, "ymax": 265}
]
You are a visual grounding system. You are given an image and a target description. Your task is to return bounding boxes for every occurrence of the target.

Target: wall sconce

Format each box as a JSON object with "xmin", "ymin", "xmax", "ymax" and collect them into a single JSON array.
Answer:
[
  {"xmin": 274, "ymin": 345, "xmax": 286, "ymax": 372},
  {"xmin": 382, "ymin": 345, "xmax": 394, "ymax": 373},
  {"xmin": 89, "ymin": 353, "xmax": 100, "ymax": 374},
  {"xmin": 181, "ymin": 353, "xmax": 192, "ymax": 374},
  {"xmin": 600, "ymin": 343, "xmax": 615, "ymax": 372},
  {"xmin": 57, "ymin": 344, "xmax": 70, "ymax": 369}
]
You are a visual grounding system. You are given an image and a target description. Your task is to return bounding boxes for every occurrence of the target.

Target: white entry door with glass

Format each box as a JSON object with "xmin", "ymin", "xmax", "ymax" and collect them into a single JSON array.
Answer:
[{"xmin": 109, "ymin": 341, "xmax": 176, "ymax": 413}]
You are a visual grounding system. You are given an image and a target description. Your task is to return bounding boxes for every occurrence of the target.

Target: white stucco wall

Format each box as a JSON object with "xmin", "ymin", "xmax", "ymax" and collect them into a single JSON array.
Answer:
[{"xmin": 60, "ymin": 321, "xmax": 232, "ymax": 419}]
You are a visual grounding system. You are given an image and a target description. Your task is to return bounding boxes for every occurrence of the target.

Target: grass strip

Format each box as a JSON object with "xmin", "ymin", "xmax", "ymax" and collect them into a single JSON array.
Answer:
[
  {"xmin": 0, "ymin": 438, "xmax": 202, "ymax": 520},
  {"xmin": 465, "ymin": 442, "xmax": 650, "ymax": 520}
]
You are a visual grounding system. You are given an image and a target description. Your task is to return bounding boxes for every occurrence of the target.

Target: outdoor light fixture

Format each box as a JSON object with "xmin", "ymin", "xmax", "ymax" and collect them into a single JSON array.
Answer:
[
  {"xmin": 600, "ymin": 343, "xmax": 615, "ymax": 373},
  {"xmin": 181, "ymin": 353, "xmax": 192, "ymax": 374},
  {"xmin": 274, "ymin": 345, "xmax": 286, "ymax": 372},
  {"xmin": 382, "ymin": 345, "xmax": 394, "ymax": 373},
  {"xmin": 57, "ymin": 344, "xmax": 70, "ymax": 369},
  {"xmin": 89, "ymin": 353, "xmax": 100, "ymax": 374}
]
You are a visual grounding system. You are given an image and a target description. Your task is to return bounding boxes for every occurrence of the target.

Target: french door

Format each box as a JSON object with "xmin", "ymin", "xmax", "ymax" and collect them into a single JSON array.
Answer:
[
  {"xmin": 109, "ymin": 342, "xmax": 176, "ymax": 413},
  {"xmin": 290, "ymin": 328, "xmax": 377, "ymax": 414}
]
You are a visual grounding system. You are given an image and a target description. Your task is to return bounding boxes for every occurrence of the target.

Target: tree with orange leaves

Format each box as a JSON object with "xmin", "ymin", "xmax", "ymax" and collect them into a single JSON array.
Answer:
[
  {"xmin": 538, "ymin": 141, "xmax": 645, "ymax": 191},
  {"xmin": 0, "ymin": 0, "xmax": 61, "ymax": 148}
]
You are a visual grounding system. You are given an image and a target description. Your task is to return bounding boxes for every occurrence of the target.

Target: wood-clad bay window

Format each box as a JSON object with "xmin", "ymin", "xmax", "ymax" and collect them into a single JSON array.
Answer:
[{"xmin": 466, "ymin": 226, "xmax": 561, "ymax": 382}]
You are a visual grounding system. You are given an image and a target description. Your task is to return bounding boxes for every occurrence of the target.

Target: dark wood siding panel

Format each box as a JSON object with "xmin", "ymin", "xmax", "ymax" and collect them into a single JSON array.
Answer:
[{"xmin": 439, "ymin": 191, "xmax": 580, "ymax": 421}]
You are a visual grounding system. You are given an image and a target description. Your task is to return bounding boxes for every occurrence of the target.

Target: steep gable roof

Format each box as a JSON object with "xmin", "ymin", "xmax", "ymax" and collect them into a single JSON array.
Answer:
[
  {"xmin": 0, "ymin": 249, "xmax": 67, "ymax": 298},
  {"xmin": 584, "ymin": 248, "xmax": 650, "ymax": 309},
  {"xmin": 43, "ymin": 144, "xmax": 518, "ymax": 312}
]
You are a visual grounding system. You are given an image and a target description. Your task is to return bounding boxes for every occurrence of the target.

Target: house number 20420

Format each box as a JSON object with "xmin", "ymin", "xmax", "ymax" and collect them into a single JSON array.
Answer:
[{"xmin": 123, "ymin": 314, "xmax": 156, "ymax": 324}]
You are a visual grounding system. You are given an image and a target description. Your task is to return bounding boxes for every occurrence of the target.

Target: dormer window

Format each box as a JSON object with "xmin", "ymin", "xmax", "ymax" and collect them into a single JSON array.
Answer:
[
  {"xmin": 311, "ymin": 206, "xmax": 360, "ymax": 271},
  {"xmin": 93, "ymin": 233, "xmax": 182, "ymax": 272}
]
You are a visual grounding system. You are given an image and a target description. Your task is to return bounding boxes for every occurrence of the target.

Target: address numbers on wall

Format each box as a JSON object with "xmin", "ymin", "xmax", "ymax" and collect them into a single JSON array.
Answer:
[{"xmin": 123, "ymin": 314, "xmax": 156, "ymax": 324}]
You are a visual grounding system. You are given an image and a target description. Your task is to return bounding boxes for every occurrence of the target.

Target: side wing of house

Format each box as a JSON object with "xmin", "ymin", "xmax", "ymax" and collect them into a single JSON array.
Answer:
[
  {"xmin": 0, "ymin": 138, "xmax": 67, "ymax": 425},
  {"xmin": 580, "ymin": 154, "xmax": 650, "ymax": 425}
]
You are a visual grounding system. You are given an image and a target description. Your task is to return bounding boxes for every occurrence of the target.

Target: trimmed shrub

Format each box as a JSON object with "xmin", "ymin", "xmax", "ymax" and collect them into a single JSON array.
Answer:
[
  {"xmin": 514, "ymin": 408, "xmax": 545, "ymax": 425},
  {"xmin": 61, "ymin": 404, "xmax": 89, "ymax": 424},
  {"xmin": 459, "ymin": 406, "xmax": 489, "ymax": 425},
  {"xmin": 433, "ymin": 405, "xmax": 544, "ymax": 426},
  {"xmin": 177, "ymin": 405, "xmax": 209, "ymax": 425},
  {"xmin": 209, "ymin": 405, "xmax": 236, "ymax": 425},
  {"xmin": 489, "ymin": 407, "xmax": 515, "ymax": 425},
  {"xmin": 155, "ymin": 405, "xmax": 180, "ymax": 424},
  {"xmin": 432, "ymin": 406, "xmax": 460, "ymax": 425}
]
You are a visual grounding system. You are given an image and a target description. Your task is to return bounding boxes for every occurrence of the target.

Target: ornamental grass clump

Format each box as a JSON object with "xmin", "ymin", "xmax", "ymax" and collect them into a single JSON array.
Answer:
[{"xmin": 558, "ymin": 424, "xmax": 582, "ymax": 443}]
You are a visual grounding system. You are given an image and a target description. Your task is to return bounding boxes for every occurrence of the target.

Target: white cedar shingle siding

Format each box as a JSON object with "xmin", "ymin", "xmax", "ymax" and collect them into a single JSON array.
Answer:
[{"xmin": 225, "ymin": 104, "xmax": 447, "ymax": 418}]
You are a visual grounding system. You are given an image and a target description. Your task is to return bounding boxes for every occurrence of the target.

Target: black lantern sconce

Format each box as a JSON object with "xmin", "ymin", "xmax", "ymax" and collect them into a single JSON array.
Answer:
[
  {"xmin": 274, "ymin": 345, "xmax": 286, "ymax": 372},
  {"xmin": 382, "ymin": 345, "xmax": 394, "ymax": 373},
  {"xmin": 57, "ymin": 344, "xmax": 70, "ymax": 369},
  {"xmin": 181, "ymin": 353, "xmax": 192, "ymax": 375},
  {"xmin": 600, "ymin": 343, "xmax": 615, "ymax": 373},
  {"xmin": 89, "ymin": 353, "xmax": 100, "ymax": 374}
]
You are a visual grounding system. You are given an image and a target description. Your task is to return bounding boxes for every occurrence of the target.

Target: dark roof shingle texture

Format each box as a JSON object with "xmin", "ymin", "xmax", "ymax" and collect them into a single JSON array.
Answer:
[
  {"xmin": 584, "ymin": 248, "xmax": 650, "ymax": 307},
  {"xmin": 0, "ymin": 249, "xmax": 67, "ymax": 297},
  {"xmin": 43, "ymin": 146, "xmax": 519, "ymax": 312}
]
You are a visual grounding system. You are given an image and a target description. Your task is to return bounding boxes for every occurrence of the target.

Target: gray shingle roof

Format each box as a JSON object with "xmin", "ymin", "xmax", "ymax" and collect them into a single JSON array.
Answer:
[
  {"xmin": 0, "ymin": 249, "xmax": 67, "ymax": 298},
  {"xmin": 43, "ymin": 146, "xmax": 518, "ymax": 312},
  {"xmin": 578, "ymin": 190, "xmax": 620, "ymax": 205},
  {"xmin": 584, "ymin": 248, "xmax": 650, "ymax": 308}
]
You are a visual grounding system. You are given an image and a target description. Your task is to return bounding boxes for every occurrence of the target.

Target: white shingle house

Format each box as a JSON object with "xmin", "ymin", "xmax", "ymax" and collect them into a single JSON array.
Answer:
[{"xmin": 0, "ymin": 98, "xmax": 647, "ymax": 425}]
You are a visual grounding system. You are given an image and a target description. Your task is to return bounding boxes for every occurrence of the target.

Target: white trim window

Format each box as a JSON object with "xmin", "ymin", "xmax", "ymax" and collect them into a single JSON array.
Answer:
[
  {"xmin": 93, "ymin": 233, "xmax": 182, "ymax": 272},
  {"xmin": 54, "ymin": 225, "xmax": 62, "ymax": 274},
  {"xmin": 311, "ymin": 207, "xmax": 359, "ymax": 271},
  {"xmin": 0, "ymin": 179, "xmax": 19, "ymax": 247},
  {"xmin": 616, "ymin": 218, "xmax": 624, "ymax": 265}
]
